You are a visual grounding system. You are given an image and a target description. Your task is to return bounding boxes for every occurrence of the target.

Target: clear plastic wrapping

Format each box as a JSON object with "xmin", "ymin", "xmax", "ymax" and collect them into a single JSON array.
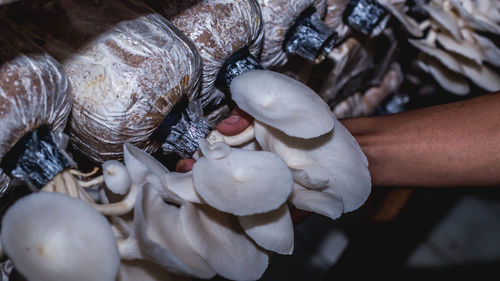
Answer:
[
  {"xmin": 0, "ymin": 19, "xmax": 71, "ymax": 195},
  {"xmin": 324, "ymin": 0, "xmax": 351, "ymax": 39},
  {"xmin": 257, "ymin": 0, "xmax": 328, "ymax": 68},
  {"xmin": 2, "ymin": 0, "xmax": 203, "ymax": 163},
  {"xmin": 147, "ymin": 0, "xmax": 264, "ymax": 114}
]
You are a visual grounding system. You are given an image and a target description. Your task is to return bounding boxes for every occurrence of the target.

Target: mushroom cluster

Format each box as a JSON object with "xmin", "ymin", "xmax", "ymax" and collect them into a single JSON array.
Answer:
[
  {"xmin": 0, "ymin": 68, "xmax": 371, "ymax": 280},
  {"xmin": 372, "ymin": 0, "xmax": 500, "ymax": 96},
  {"xmin": 276, "ymin": 0, "xmax": 405, "ymax": 119},
  {"xmin": 410, "ymin": 0, "xmax": 500, "ymax": 95}
]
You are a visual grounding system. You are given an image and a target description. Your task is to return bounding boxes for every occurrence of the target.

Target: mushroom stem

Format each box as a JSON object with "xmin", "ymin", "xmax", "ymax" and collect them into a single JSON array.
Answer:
[
  {"xmin": 77, "ymin": 184, "xmax": 96, "ymax": 205},
  {"xmin": 62, "ymin": 171, "xmax": 79, "ymax": 198},
  {"xmin": 206, "ymin": 123, "xmax": 255, "ymax": 146},
  {"xmin": 117, "ymin": 237, "xmax": 142, "ymax": 260},
  {"xmin": 89, "ymin": 183, "xmax": 142, "ymax": 216},
  {"xmin": 69, "ymin": 167, "xmax": 99, "ymax": 177},
  {"xmin": 77, "ymin": 175, "xmax": 104, "ymax": 188},
  {"xmin": 42, "ymin": 170, "xmax": 141, "ymax": 216}
]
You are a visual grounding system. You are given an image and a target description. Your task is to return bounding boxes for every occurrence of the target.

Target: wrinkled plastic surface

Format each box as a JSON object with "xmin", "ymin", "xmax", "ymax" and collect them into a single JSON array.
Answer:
[
  {"xmin": 155, "ymin": 98, "xmax": 213, "ymax": 158},
  {"xmin": 0, "ymin": 20, "xmax": 71, "ymax": 195},
  {"xmin": 2, "ymin": 0, "xmax": 202, "ymax": 163},
  {"xmin": 324, "ymin": 0, "xmax": 351, "ymax": 39},
  {"xmin": 1, "ymin": 126, "xmax": 72, "ymax": 190},
  {"xmin": 147, "ymin": 0, "xmax": 264, "ymax": 115},
  {"xmin": 258, "ymin": 0, "xmax": 327, "ymax": 68}
]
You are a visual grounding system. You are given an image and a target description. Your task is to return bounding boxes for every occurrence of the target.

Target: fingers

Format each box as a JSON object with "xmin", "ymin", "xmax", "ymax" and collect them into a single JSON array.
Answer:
[
  {"xmin": 215, "ymin": 106, "xmax": 254, "ymax": 136},
  {"xmin": 290, "ymin": 207, "xmax": 312, "ymax": 226},
  {"xmin": 176, "ymin": 107, "xmax": 252, "ymax": 173},
  {"xmin": 176, "ymin": 158, "xmax": 196, "ymax": 172}
]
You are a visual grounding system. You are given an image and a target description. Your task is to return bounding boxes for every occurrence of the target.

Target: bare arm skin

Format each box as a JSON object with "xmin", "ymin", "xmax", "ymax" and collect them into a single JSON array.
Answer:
[{"xmin": 341, "ymin": 92, "xmax": 500, "ymax": 188}]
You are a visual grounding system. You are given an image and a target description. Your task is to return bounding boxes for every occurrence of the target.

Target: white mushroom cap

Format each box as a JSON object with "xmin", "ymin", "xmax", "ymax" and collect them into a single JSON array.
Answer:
[
  {"xmin": 409, "ymin": 39, "xmax": 463, "ymax": 74},
  {"xmin": 449, "ymin": 0, "xmax": 500, "ymax": 35},
  {"xmin": 164, "ymin": 171, "xmax": 204, "ymax": 204},
  {"xmin": 417, "ymin": 54, "xmax": 470, "ymax": 95},
  {"xmin": 254, "ymin": 119, "xmax": 371, "ymax": 213},
  {"xmin": 460, "ymin": 59, "xmax": 500, "ymax": 92},
  {"xmin": 1, "ymin": 192, "xmax": 120, "ymax": 281},
  {"xmin": 133, "ymin": 185, "xmax": 215, "ymax": 279},
  {"xmin": 193, "ymin": 139, "xmax": 293, "ymax": 216},
  {"xmin": 473, "ymin": 33, "xmax": 500, "ymax": 67},
  {"xmin": 230, "ymin": 70, "xmax": 334, "ymax": 139},
  {"xmin": 103, "ymin": 160, "xmax": 131, "ymax": 195},
  {"xmin": 422, "ymin": 2, "xmax": 463, "ymax": 40},
  {"xmin": 378, "ymin": 0, "xmax": 423, "ymax": 37},
  {"xmin": 289, "ymin": 184, "xmax": 344, "ymax": 220},
  {"xmin": 238, "ymin": 204, "xmax": 294, "ymax": 255},
  {"xmin": 435, "ymin": 32, "xmax": 483, "ymax": 64},
  {"xmin": 180, "ymin": 202, "xmax": 269, "ymax": 281}
]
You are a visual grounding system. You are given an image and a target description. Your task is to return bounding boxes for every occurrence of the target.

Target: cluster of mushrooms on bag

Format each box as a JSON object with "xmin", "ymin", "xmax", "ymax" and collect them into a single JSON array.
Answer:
[{"xmin": 0, "ymin": 0, "xmax": 498, "ymax": 280}]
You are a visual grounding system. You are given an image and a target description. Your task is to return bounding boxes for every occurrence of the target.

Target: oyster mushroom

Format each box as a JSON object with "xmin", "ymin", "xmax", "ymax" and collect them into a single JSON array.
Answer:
[
  {"xmin": 378, "ymin": 0, "xmax": 423, "ymax": 37},
  {"xmin": 473, "ymin": 33, "xmax": 500, "ymax": 67},
  {"xmin": 180, "ymin": 202, "xmax": 269, "ymax": 281},
  {"xmin": 132, "ymin": 185, "xmax": 215, "ymax": 279},
  {"xmin": 102, "ymin": 161, "xmax": 131, "ymax": 195},
  {"xmin": 0, "ymin": 192, "xmax": 120, "ymax": 281},
  {"xmin": 230, "ymin": 70, "xmax": 334, "ymax": 139},
  {"xmin": 238, "ymin": 203, "xmax": 294, "ymax": 255},
  {"xmin": 192, "ymin": 139, "xmax": 293, "ymax": 216},
  {"xmin": 416, "ymin": 54, "xmax": 470, "ymax": 95},
  {"xmin": 289, "ymin": 183, "xmax": 343, "ymax": 220},
  {"xmin": 40, "ymin": 142, "xmax": 183, "ymax": 216},
  {"xmin": 449, "ymin": 0, "xmax": 500, "ymax": 35},
  {"xmin": 409, "ymin": 38, "xmax": 463, "ymax": 74},
  {"xmin": 421, "ymin": 1, "xmax": 463, "ymax": 40},
  {"xmin": 408, "ymin": 0, "xmax": 500, "ymax": 95},
  {"xmin": 205, "ymin": 67, "xmax": 370, "ymax": 214},
  {"xmin": 254, "ymin": 119, "xmax": 371, "ymax": 214},
  {"xmin": 164, "ymin": 171, "xmax": 204, "ymax": 204}
]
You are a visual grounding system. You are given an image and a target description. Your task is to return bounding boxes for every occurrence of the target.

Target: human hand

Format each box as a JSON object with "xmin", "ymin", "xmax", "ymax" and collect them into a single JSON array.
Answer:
[{"xmin": 175, "ymin": 106, "xmax": 311, "ymax": 225}]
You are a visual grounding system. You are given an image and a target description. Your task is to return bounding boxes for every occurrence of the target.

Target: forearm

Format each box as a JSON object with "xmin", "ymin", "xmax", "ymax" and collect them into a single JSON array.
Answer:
[{"xmin": 341, "ymin": 92, "xmax": 500, "ymax": 187}]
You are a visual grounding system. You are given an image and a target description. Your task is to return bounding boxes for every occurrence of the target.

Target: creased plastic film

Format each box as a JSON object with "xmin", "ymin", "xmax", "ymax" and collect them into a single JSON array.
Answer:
[
  {"xmin": 0, "ymin": 19, "xmax": 71, "ymax": 193},
  {"xmin": 2, "ymin": 0, "xmax": 202, "ymax": 162}
]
